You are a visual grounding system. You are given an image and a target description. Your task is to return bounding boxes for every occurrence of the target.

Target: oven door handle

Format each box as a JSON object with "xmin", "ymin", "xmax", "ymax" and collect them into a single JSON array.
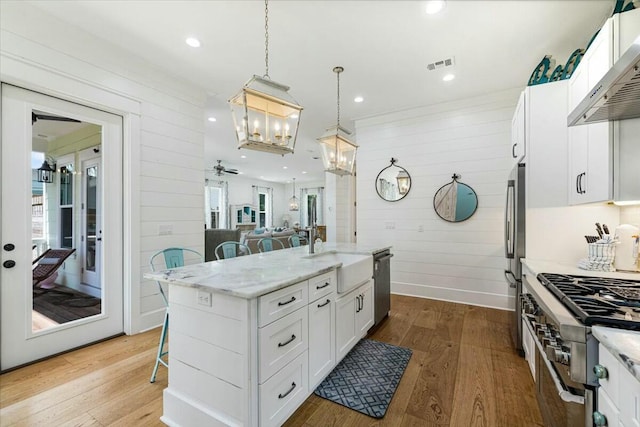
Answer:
[{"xmin": 522, "ymin": 319, "xmax": 585, "ymax": 405}]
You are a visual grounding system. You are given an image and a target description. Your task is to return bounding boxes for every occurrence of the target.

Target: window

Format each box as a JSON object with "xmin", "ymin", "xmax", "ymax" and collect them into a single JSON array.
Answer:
[
  {"xmin": 205, "ymin": 180, "xmax": 228, "ymax": 229},
  {"xmin": 253, "ymin": 186, "xmax": 273, "ymax": 228},
  {"xmin": 58, "ymin": 159, "xmax": 74, "ymax": 249}
]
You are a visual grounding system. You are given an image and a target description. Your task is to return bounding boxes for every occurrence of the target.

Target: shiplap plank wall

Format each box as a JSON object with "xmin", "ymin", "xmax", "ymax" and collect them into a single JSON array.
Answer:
[
  {"xmin": 355, "ymin": 90, "xmax": 520, "ymax": 310},
  {"xmin": 1, "ymin": 2, "xmax": 207, "ymax": 332}
]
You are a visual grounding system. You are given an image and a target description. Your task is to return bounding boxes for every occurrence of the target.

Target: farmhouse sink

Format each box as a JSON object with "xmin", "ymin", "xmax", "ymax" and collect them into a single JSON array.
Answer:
[{"xmin": 305, "ymin": 251, "xmax": 373, "ymax": 293}]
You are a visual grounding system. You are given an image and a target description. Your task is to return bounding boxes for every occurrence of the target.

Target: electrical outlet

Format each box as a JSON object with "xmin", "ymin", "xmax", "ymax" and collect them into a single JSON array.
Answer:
[
  {"xmin": 385, "ymin": 222, "xmax": 396, "ymax": 229},
  {"xmin": 197, "ymin": 291, "xmax": 212, "ymax": 307},
  {"xmin": 158, "ymin": 224, "xmax": 173, "ymax": 236}
]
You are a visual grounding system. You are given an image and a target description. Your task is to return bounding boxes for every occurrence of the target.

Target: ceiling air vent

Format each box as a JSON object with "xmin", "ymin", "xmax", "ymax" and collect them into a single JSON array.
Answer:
[{"xmin": 427, "ymin": 57, "xmax": 455, "ymax": 71}]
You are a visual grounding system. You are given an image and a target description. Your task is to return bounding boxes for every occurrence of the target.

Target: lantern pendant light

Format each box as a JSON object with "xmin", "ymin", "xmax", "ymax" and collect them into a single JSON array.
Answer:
[
  {"xmin": 228, "ymin": 0, "xmax": 303, "ymax": 156},
  {"xmin": 37, "ymin": 159, "xmax": 56, "ymax": 183},
  {"xmin": 289, "ymin": 178, "xmax": 299, "ymax": 211},
  {"xmin": 317, "ymin": 66, "xmax": 358, "ymax": 176}
]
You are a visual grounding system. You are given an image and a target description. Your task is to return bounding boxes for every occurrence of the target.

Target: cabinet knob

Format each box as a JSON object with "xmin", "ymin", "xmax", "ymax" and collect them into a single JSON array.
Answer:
[
  {"xmin": 592, "ymin": 411, "xmax": 607, "ymax": 426},
  {"xmin": 593, "ymin": 364, "xmax": 608, "ymax": 379}
]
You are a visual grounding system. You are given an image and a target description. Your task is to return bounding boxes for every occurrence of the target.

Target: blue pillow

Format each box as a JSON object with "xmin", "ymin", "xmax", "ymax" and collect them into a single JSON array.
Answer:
[{"xmin": 254, "ymin": 227, "xmax": 266, "ymax": 234}]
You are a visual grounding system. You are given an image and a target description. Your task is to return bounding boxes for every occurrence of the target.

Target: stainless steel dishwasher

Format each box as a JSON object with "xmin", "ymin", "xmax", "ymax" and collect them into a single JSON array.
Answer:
[{"xmin": 373, "ymin": 249, "xmax": 393, "ymax": 326}]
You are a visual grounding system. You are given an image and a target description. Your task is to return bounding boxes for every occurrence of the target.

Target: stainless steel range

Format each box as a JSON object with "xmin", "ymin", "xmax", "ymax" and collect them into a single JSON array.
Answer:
[{"xmin": 521, "ymin": 271, "xmax": 640, "ymax": 427}]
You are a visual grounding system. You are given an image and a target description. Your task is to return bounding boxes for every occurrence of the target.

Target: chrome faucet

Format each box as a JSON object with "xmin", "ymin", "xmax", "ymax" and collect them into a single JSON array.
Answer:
[{"xmin": 309, "ymin": 197, "xmax": 317, "ymax": 254}]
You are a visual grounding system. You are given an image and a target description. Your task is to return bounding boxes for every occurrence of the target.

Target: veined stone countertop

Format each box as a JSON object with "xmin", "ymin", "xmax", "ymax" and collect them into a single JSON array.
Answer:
[
  {"xmin": 592, "ymin": 326, "xmax": 640, "ymax": 382},
  {"xmin": 144, "ymin": 243, "xmax": 391, "ymax": 299},
  {"xmin": 522, "ymin": 259, "xmax": 640, "ymax": 281}
]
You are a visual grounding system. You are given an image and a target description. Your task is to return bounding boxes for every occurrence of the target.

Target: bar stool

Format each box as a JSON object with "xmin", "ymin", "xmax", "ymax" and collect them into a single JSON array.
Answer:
[
  {"xmin": 215, "ymin": 241, "xmax": 251, "ymax": 260},
  {"xmin": 257, "ymin": 237, "xmax": 285, "ymax": 252},
  {"xmin": 288, "ymin": 234, "xmax": 308, "ymax": 247},
  {"xmin": 149, "ymin": 247, "xmax": 203, "ymax": 383}
]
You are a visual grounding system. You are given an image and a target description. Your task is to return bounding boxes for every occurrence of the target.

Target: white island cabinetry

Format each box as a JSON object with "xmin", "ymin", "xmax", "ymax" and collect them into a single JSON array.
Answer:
[{"xmin": 336, "ymin": 280, "xmax": 374, "ymax": 362}]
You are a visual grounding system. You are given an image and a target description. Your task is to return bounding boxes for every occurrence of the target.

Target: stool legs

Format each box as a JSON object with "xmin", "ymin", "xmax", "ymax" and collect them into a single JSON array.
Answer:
[{"xmin": 150, "ymin": 309, "xmax": 169, "ymax": 383}]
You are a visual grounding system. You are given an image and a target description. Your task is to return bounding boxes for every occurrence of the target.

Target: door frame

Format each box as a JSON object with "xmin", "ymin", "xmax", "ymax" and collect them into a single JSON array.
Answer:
[
  {"xmin": 1, "ymin": 84, "xmax": 126, "ymax": 370},
  {"xmin": 1, "ymin": 55, "xmax": 141, "ymax": 336}
]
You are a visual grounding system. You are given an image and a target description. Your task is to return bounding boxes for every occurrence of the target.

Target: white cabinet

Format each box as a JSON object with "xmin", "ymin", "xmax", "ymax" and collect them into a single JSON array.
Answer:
[
  {"xmin": 511, "ymin": 91, "xmax": 526, "ymax": 162},
  {"xmin": 336, "ymin": 280, "xmax": 374, "ymax": 362},
  {"xmin": 230, "ymin": 203, "xmax": 257, "ymax": 229},
  {"xmin": 567, "ymin": 9, "xmax": 640, "ymax": 205},
  {"xmin": 522, "ymin": 80, "xmax": 570, "ymax": 208},
  {"xmin": 308, "ymin": 291, "xmax": 336, "ymax": 390},
  {"xmin": 594, "ymin": 343, "xmax": 640, "ymax": 427}
]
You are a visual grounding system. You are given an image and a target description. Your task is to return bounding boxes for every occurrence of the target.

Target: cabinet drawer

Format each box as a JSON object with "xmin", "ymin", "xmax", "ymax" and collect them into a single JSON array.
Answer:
[
  {"xmin": 259, "ymin": 351, "xmax": 308, "ymax": 427},
  {"xmin": 597, "ymin": 387, "xmax": 620, "ymax": 427},
  {"xmin": 259, "ymin": 308, "xmax": 308, "ymax": 383},
  {"xmin": 619, "ymin": 360, "xmax": 640, "ymax": 427},
  {"xmin": 308, "ymin": 271, "xmax": 337, "ymax": 303},
  {"xmin": 259, "ymin": 281, "xmax": 308, "ymax": 327}
]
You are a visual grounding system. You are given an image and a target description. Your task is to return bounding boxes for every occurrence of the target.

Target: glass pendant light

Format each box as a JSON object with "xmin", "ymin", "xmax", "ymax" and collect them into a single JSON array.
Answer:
[
  {"xmin": 228, "ymin": 0, "xmax": 303, "ymax": 156},
  {"xmin": 289, "ymin": 178, "xmax": 299, "ymax": 211},
  {"xmin": 317, "ymin": 66, "xmax": 358, "ymax": 176},
  {"xmin": 397, "ymin": 169, "xmax": 410, "ymax": 195}
]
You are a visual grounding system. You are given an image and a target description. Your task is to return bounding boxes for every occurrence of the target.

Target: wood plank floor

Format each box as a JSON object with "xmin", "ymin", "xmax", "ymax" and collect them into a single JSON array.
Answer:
[{"xmin": 0, "ymin": 295, "xmax": 543, "ymax": 426}]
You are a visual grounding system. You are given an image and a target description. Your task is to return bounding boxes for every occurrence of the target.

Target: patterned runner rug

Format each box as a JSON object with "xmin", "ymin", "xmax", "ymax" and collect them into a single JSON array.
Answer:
[{"xmin": 314, "ymin": 339, "xmax": 412, "ymax": 418}]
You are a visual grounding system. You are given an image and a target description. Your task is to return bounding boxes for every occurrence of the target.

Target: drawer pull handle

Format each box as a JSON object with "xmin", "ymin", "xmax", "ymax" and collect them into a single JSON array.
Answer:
[
  {"xmin": 278, "ymin": 334, "xmax": 296, "ymax": 347},
  {"xmin": 278, "ymin": 382, "xmax": 296, "ymax": 399},
  {"xmin": 316, "ymin": 282, "xmax": 330, "ymax": 290},
  {"xmin": 317, "ymin": 299, "xmax": 331, "ymax": 308},
  {"xmin": 278, "ymin": 296, "xmax": 296, "ymax": 306}
]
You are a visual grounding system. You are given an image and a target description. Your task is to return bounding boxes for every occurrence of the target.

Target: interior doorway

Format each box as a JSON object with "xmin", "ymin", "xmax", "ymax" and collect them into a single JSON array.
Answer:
[{"xmin": 1, "ymin": 84, "xmax": 124, "ymax": 371}]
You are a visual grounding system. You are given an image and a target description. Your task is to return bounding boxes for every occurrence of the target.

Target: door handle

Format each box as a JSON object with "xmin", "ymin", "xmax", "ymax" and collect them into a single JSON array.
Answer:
[
  {"xmin": 3, "ymin": 260, "xmax": 16, "ymax": 268},
  {"xmin": 512, "ymin": 143, "xmax": 517, "ymax": 158}
]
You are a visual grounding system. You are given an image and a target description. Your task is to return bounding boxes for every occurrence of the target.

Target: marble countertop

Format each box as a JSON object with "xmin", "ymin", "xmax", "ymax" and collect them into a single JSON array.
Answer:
[
  {"xmin": 144, "ymin": 244, "xmax": 391, "ymax": 299},
  {"xmin": 592, "ymin": 326, "xmax": 640, "ymax": 382}
]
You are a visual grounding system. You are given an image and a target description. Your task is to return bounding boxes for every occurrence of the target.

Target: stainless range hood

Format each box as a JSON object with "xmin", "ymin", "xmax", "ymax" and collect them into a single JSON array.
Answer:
[{"xmin": 568, "ymin": 36, "xmax": 640, "ymax": 126}]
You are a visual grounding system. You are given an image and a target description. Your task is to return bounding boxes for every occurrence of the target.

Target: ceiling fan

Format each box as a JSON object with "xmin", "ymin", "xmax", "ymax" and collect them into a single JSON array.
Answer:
[
  {"xmin": 210, "ymin": 160, "xmax": 239, "ymax": 176},
  {"xmin": 32, "ymin": 112, "xmax": 81, "ymax": 125}
]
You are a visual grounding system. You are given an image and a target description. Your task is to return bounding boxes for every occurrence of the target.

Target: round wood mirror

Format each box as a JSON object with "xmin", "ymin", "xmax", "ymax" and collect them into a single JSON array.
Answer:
[
  {"xmin": 433, "ymin": 174, "xmax": 478, "ymax": 222},
  {"xmin": 375, "ymin": 158, "xmax": 411, "ymax": 202}
]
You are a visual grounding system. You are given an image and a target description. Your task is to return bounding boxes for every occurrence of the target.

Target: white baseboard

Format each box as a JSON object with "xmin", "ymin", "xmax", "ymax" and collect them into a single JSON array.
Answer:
[
  {"xmin": 391, "ymin": 281, "xmax": 514, "ymax": 311},
  {"xmin": 138, "ymin": 308, "xmax": 165, "ymax": 333}
]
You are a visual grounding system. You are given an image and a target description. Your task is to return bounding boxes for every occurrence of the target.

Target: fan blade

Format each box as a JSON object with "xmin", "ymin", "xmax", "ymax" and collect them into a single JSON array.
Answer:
[{"xmin": 226, "ymin": 170, "xmax": 239, "ymax": 175}]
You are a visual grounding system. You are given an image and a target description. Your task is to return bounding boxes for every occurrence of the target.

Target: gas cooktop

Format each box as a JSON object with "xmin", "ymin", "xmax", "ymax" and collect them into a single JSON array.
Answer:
[{"xmin": 537, "ymin": 273, "xmax": 640, "ymax": 330}]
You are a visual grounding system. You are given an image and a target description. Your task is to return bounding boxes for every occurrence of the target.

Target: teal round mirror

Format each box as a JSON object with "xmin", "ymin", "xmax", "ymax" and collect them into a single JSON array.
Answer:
[{"xmin": 433, "ymin": 174, "xmax": 478, "ymax": 222}]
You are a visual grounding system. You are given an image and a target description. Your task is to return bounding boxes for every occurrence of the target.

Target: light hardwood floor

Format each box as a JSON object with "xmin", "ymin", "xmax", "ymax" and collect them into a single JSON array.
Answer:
[{"xmin": 0, "ymin": 295, "xmax": 543, "ymax": 426}]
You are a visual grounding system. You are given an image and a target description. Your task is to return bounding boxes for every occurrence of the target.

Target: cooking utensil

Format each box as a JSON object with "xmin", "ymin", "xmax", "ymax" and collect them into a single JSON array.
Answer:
[
  {"xmin": 585, "ymin": 235, "xmax": 599, "ymax": 243},
  {"xmin": 602, "ymin": 224, "xmax": 610, "ymax": 235},
  {"xmin": 596, "ymin": 223, "xmax": 604, "ymax": 238}
]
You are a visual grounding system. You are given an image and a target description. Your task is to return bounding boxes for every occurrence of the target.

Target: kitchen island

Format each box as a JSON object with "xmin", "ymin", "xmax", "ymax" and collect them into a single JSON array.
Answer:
[{"xmin": 145, "ymin": 244, "xmax": 390, "ymax": 427}]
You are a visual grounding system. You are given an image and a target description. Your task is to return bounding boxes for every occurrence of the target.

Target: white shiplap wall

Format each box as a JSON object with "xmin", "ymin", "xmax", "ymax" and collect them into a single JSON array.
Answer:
[
  {"xmin": 1, "ymin": 2, "xmax": 207, "ymax": 333},
  {"xmin": 355, "ymin": 89, "xmax": 520, "ymax": 310}
]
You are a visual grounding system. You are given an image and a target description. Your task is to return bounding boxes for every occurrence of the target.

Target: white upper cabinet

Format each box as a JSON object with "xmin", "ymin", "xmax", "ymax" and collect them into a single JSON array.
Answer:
[{"xmin": 567, "ymin": 9, "xmax": 640, "ymax": 205}]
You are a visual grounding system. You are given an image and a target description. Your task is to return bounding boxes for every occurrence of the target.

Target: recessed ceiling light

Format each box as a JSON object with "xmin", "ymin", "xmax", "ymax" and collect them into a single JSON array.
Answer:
[
  {"xmin": 240, "ymin": 155, "xmax": 247, "ymax": 159},
  {"xmin": 185, "ymin": 37, "xmax": 201, "ymax": 48},
  {"xmin": 425, "ymin": 0, "xmax": 446, "ymax": 14},
  {"xmin": 302, "ymin": 171, "xmax": 308, "ymax": 174},
  {"xmin": 207, "ymin": 117, "xmax": 217, "ymax": 122},
  {"xmin": 283, "ymin": 166, "xmax": 288, "ymax": 169},
  {"xmin": 354, "ymin": 96, "xmax": 364, "ymax": 103},
  {"xmin": 442, "ymin": 73, "xmax": 455, "ymax": 82}
]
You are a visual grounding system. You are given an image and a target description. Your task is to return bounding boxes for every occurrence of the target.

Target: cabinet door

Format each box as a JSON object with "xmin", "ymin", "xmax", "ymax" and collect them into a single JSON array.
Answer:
[
  {"xmin": 586, "ymin": 18, "xmax": 612, "ymax": 89},
  {"xmin": 568, "ymin": 123, "xmax": 612, "ymax": 205},
  {"xmin": 568, "ymin": 61, "xmax": 588, "ymax": 113},
  {"xmin": 308, "ymin": 294, "xmax": 336, "ymax": 390},
  {"xmin": 511, "ymin": 91, "xmax": 526, "ymax": 162},
  {"xmin": 336, "ymin": 292, "xmax": 357, "ymax": 362},
  {"xmin": 355, "ymin": 281, "xmax": 374, "ymax": 338}
]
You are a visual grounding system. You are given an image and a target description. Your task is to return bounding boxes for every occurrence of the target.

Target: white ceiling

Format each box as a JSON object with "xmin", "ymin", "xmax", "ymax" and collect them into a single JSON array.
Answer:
[{"xmin": 27, "ymin": 0, "xmax": 614, "ymax": 184}]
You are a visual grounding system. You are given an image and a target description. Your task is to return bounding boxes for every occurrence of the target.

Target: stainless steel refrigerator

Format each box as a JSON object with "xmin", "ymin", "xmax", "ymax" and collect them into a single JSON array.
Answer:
[{"xmin": 505, "ymin": 163, "xmax": 525, "ymax": 356}]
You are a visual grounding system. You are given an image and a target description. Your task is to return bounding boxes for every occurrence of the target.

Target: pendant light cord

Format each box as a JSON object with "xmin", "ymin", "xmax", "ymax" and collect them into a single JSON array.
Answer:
[
  {"xmin": 264, "ymin": 0, "xmax": 270, "ymax": 79},
  {"xmin": 336, "ymin": 69, "xmax": 340, "ymax": 127}
]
